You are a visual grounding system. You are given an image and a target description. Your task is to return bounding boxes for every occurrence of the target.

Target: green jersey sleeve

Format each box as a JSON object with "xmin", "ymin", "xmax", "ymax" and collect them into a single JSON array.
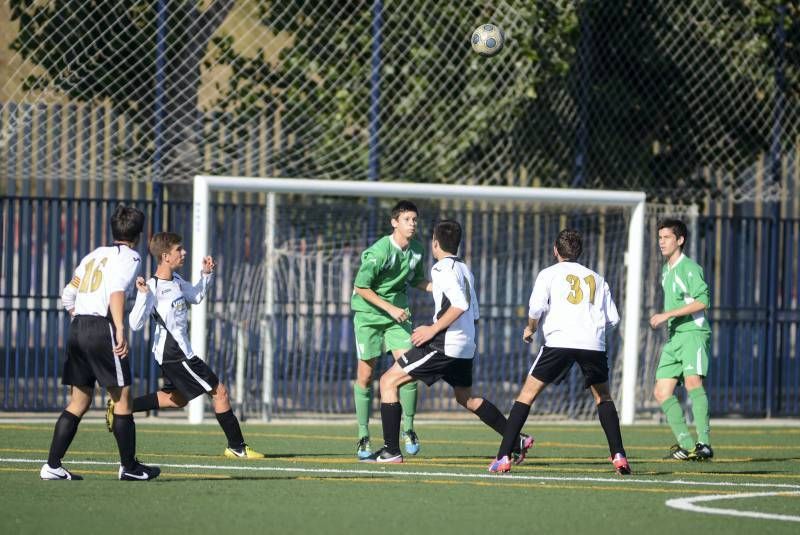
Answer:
[
  {"xmin": 684, "ymin": 262, "xmax": 710, "ymax": 307},
  {"xmin": 409, "ymin": 241, "xmax": 426, "ymax": 288},
  {"xmin": 353, "ymin": 242, "xmax": 387, "ymax": 289}
]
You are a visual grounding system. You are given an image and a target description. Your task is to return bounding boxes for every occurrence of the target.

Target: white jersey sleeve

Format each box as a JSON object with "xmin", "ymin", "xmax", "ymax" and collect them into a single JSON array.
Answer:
[
  {"xmin": 129, "ymin": 279, "xmax": 157, "ymax": 331},
  {"xmin": 528, "ymin": 271, "xmax": 552, "ymax": 320},
  {"xmin": 602, "ymin": 280, "xmax": 620, "ymax": 329},
  {"xmin": 179, "ymin": 272, "xmax": 214, "ymax": 304}
]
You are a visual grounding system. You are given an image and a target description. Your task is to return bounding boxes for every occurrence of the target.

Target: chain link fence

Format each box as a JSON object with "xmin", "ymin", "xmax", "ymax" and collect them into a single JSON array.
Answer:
[{"xmin": 2, "ymin": 1, "xmax": 798, "ymax": 204}]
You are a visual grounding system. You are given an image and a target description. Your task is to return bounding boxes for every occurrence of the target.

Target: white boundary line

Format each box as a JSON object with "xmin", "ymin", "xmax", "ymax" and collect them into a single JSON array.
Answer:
[
  {"xmin": 666, "ymin": 492, "xmax": 800, "ymax": 523},
  {"xmin": 3, "ymin": 457, "xmax": 800, "ymax": 490}
]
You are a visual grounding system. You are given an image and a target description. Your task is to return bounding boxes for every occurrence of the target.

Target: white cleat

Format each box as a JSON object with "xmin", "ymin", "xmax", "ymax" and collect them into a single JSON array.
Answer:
[{"xmin": 40, "ymin": 463, "xmax": 82, "ymax": 480}]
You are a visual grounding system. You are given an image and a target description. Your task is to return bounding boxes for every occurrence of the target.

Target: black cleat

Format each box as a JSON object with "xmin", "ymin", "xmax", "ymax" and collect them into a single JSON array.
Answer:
[
  {"xmin": 689, "ymin": 443, "xmax": 714, "ymax": 461},
  {"xmin": 119, "ymin": 459, "xmax": 161, "ymax": 481},
  {"xmin": 664, "ymin": 444, "xmax": 692, "ymax": 460}
]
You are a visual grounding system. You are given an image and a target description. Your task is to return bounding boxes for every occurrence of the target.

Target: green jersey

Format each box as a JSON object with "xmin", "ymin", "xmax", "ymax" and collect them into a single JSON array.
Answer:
[
  {"xmin": 661, "ymin": 253, "xmax": 711, "ymax": 336},
  {"xmin": 351, "ymin": 235, "xmax": 425, "ymax": 315}
]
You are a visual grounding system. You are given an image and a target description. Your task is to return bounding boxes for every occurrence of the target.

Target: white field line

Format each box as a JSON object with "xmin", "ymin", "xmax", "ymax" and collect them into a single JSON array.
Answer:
[
  {"xmin": 665, "ymin": 492, "xmax": 800, "ymax": 522},
  {"xmin": 3, "ymin": 457, "xmax": 800, "ymax": 490}
]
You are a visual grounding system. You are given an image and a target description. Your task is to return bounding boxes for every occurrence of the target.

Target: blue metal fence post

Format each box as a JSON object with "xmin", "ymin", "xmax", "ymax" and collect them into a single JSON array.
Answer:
[
  {"xmin": 572, "ymin": 2, "xmax": 591, "ymax": 188},
  {"xmin": 764, "ymin": 4, "xmax": 786, "ymax": 417},
  {"xmin": 367, "ymin": 0, "xmax": 382, "ymax": 243},
  {"xmin": 149, "ymin": 0, "xmax": 168, "ymax": 396}
]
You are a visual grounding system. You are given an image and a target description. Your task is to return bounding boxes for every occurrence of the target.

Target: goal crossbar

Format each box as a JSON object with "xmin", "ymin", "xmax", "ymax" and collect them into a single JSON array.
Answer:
[{"xmin": 190, "ymin": 175, "xmax": 646, "ymax": 424}]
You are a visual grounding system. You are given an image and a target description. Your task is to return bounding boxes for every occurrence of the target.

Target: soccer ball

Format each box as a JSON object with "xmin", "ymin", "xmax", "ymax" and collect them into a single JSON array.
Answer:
[{"xmin": 471, "ymin": 24, "xmax": 505, "ymax": 56}]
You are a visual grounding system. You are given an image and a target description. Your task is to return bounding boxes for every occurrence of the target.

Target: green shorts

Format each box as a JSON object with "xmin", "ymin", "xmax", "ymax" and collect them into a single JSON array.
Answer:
[
  {"xmin": 353, "ymin": 310, "xmax": 413, "ymax": 361},
  {"xmin": 656, "ymin": 330, "xmax": 711, "ymax": 381}
]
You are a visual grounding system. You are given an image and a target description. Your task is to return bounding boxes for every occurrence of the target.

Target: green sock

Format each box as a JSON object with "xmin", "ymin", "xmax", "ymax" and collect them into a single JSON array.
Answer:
[
  {"xmin": 399, "ymin": 381, "xmax": 418, "ymax": 432},
  {"xmin": 353, "ymin": 383, "xmax": 372, "ymax": 439},
  {"xmin": 661, "ymin": 396, "xmax": 694, "ymax": 451},
  {"xmin": 689, "ymin": 387, "xmax": 711, "ymax": 445}
]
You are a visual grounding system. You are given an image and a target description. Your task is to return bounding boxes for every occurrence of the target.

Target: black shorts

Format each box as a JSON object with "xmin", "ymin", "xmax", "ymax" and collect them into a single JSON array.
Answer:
[
  {"xmin": 398, "ymin": 345, "xmax": 473, "ymax": 388},
  {"xmin": 529, "ymin": 346, "xmax": 608, "ymax": 389},
  {"xmin": 160, "ymin": 356, "xmax": 220, "ymax": 401},
  {"xmin": 62, "ymin": 315, "xmax": 131, "ymax": 388}
]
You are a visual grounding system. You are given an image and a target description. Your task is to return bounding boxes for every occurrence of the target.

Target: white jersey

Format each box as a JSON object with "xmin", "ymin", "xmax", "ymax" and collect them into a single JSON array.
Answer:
[
  {"xmin": 61, "ymin": 244, "xmax": 141, "ymax": 317},
  {"xmin": 429, "ymin": 256, "xmax": 480, "ymax": 359},
  {"xmin": 528, "ymin": 261, "xmax": 619, "ymax": 351},
  {"xmin": 129, "ymin": 272, "xmax": 213, "ymax": 364}
]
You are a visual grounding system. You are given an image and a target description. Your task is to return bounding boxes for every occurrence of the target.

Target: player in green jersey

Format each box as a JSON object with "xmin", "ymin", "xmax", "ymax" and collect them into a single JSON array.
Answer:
[
  {"xmin": 351, "ymin": 201, "xmax": 431, "ymax": 459},
  {"xmin": 650, "ymin": 219, "xmax": 713, "ymax": 461}
]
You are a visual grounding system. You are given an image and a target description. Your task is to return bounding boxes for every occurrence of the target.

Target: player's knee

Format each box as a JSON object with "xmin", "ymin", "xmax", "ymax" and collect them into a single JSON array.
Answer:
[
  {"xmin": 212, "ymin": 383, "xmax": 229, "ymax": 402},
  {"xmin": 653, "ymin": 386, "xmax": 669, "ymax": 403}
]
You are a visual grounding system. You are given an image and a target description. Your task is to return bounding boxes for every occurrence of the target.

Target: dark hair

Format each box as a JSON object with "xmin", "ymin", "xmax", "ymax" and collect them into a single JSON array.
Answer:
[
  {"xmin": 391, "ymin": 200, "xmax": 418, "ymax": 220},
  {"xmin": 555, "ymin": 229, "xmax": 582, "ymax": 261},
  {"xmin": 433, "ymin": 219, "xmax": 462, "ymax": 255},
  {"xmin": 658, "ymin": 219, "xmax": 688, "ymax": 249},
  {"xmin": 149, "ymin": 232, "xmax": 182, "ymax": 262},
  {"xmin": 111, "ymin": 205, "xmax": 145, "ymax": 242}
]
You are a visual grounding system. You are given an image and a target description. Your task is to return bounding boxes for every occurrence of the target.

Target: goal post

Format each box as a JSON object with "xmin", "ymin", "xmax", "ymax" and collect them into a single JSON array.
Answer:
[{"xmin": 190, "ymin": 175, "xmax": 646, "ymax": 424}]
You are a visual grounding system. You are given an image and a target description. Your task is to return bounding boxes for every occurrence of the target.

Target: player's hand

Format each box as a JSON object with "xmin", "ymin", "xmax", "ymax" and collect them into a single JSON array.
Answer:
[
  {"xmin": 523, "ymin": 325, "xmax": 535, "ymax": 344},
  {"xmin": 388, "ymin": 305, "xmax": 409, "ymax": 323},
  {"xmin": 649, "ymin": 313, "xmax": 668, "ymax": 329},
  {"xmin": 202, "ymin": 256, "xmax": 216, "ymax": 274},
  {"xmin": 411, "ymin": 325, "xmax": 436, "ymax": 346},
  {"xmin": 135, "ymin": 276, "xmax": 149, "ymax": 293},
  {"xmin": 113, "ymin": 332, "xmax": 129, "ymax": 358}
]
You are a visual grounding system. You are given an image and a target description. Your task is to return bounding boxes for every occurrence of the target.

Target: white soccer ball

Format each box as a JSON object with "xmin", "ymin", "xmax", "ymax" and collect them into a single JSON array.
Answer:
[{"xmin": 471, "ymin": 24, "xmax": 505, "ymax": 56}]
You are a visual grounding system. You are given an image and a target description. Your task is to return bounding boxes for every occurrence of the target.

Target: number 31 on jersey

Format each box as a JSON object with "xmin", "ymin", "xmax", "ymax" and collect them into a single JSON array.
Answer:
[{"xmin": 565, "ymin": 274, "xmax": 596, "ymax": 304}]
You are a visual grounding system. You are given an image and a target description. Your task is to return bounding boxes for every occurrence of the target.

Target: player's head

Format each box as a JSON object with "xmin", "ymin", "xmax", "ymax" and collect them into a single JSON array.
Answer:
[
  {"xmin": 432, "ymin": 219, "xmax": 462, "ymax": 257},
  {"xmin": 554, "ymin": 229, "xmax": 582, "ymax": 261},
  {"xmin": 149, "ymin": 232, "xmax": 186, "ymax": 268},
  {"xmin": 657, "ymin": 219, "xmax": 687, "ymax": 257},
  {"xmin": 111, "ymin": 204, "xmax": 145, "ymax": 244},
  {"xmin": 390, "ymin": 200, "xmax": 419, "ymax": 239}
]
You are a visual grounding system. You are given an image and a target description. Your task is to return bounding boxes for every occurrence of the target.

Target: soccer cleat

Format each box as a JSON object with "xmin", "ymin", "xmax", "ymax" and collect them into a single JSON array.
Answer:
[
  {"xmin": 224, "ymin": 445, "xmax": 266, "ymax": 459},
  {"xmin": 40, "ymin": 463, "xmax": 83, "ymax": 480},
  {"xmin": 664, "ymin": 444, "xmax": 692, "ymax": 460},
  {"xmin": 105, "ymin": 398, "xmax": 114, "ymax": 433},
  {"xmin": 118, "ymin": 459, "xmax": 161, "ymax": 481},
  {"xmin": 402, "ymin": 429, "xmax": 420, "ymax": 456},
  {"xmin": 488, "ymin": 455, "xmax": 512, "ymax": 474},
  {"xmin": 360, "ymin": 447, "xmax": 403, "ymax": 463},
  {"xmin": 511, "ymin": 433, "xmax": 535, "ymax": 465},
  {"xmin": 356, "ymin": 436, "xmax": 373, "ymax": 460},
  {"xmin": 689, "ymin": 443, "xmax": 714, "ymax": 461},
  {"xmin": 611, "ymin": 453, "xmax": 632, "ymax": 475}
]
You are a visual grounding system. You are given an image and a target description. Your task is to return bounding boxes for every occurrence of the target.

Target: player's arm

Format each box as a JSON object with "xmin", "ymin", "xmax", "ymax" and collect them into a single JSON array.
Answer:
[
  {"xmin": 411, "ymin": 268, "xmax": 466, "ymax": 346},
  {"xmin": 650, "ymin": 265, "xmax": 709, "ymax": 328},
  {"xmin": 129, "ymin": 277, "xmax": 155, "ymax": 331},
  {"xmin": 603, "ymin": 281, "xmax": 620, "ymax": 329},
  {"xmin": 61, "ymin": 275, "xmax": 80, "ymax": 317},
  {"xmin": 353, "ymin": 287, "xmax": 409, "ymax": 323},
  {"xmin": 353, "ymin": 247, "xmax": 407, "ymax": 322},
  {"xmin": 524, "ymin": 273, "xmax": 549, "ymax": 343},
  {"xmin": 107, "ymin": 255, "xmax": 141, "ymax": 357},
  {"xmin": 182, "ymin": 256, "xmax": 215, "ymax": 304}
]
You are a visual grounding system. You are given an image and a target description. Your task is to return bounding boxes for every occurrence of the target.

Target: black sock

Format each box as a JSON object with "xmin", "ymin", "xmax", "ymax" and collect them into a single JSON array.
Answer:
[
  {"xmin": 472, "ymin": 399, "xmax": 507, "ymax": 436},
  {"xmin": 597, "ymin": 400, "xmax": 625, "ymax": 457},
  {"xmin": 132, "ymin": 393, "xmax": 159, "ymax": 413},
  {"xmin": 112, "ymin": 413, "xmax": 136, "ymax": 470},
  {"xmin": 215, "ymin": 410, "xmax": 245, "ymax": 449},
  {"xmin": 497, "ymin": 401, "xmax": 531, "ymax": 459},
  {"xmin": 381, "ymin": 402, "xmax": 402, "ymax": 455},
  {"xmin": 47, "ymin": 410, "xmax": 81, "ymax": 468}
]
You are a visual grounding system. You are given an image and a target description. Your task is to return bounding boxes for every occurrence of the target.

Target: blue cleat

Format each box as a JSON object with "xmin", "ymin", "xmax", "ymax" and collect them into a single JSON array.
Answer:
[
  {"xmin": 402, "ymin": 430, "xmax": 420, "ymax": 455},
  {"xmin": 356, "ymin": 436, "xmax": 373, "ymax": 460}
]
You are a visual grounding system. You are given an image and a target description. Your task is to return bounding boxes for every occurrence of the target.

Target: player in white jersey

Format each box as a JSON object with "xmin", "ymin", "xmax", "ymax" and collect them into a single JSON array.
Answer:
[
  {"xmin": 41, "ymin": 205, "xmax": 160, "ymax": 481},
  {"xmin": 362, "ymin": 220, "xmax": 533, "ymax": 463},
  {"xmin": 116, "ymin": 232, "xmax": 264, "ymax": 459},
  {"xmin": 489, "ymin": 229, "xmax": 630, "ymax": 476}
]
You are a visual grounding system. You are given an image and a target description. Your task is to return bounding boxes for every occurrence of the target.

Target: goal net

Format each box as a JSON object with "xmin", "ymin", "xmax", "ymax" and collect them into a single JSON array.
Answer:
[{"xmin": 190, "ymin": 176, "xmax": 645, "ymax": 423}]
